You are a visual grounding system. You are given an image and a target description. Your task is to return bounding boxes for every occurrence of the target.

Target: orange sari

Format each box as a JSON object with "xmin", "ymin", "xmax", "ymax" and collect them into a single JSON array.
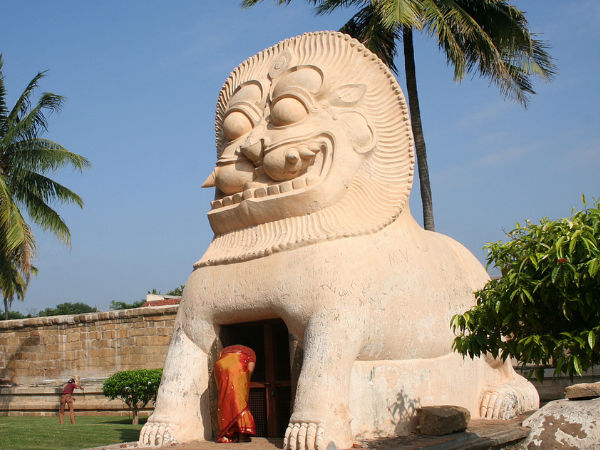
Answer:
[{"xmin": 214, "ymin": 345, "xmax": 256, "ymax": 442}]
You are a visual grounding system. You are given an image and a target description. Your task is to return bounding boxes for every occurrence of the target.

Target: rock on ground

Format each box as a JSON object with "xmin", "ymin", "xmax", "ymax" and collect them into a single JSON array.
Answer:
[
  {"xmin": 518, "ymin": 397, "xmax": 600, "ymax": 449},
  {"xmin": 565, "ymin": 381, "xmax": 600, "ymax": 400},
  {"xmin": 417, "ymin": 405, "xmax": 470, "ymax": 436}
]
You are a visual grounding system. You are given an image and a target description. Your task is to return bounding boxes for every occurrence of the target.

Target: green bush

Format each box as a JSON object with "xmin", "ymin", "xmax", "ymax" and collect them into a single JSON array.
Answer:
[
  {"xmin": 109, "ymin": 299, "xmax": 146, "ymax": 310},
  {"xmin": 102, "ymin": 369, "xmax": 163, "ymax": 424},
  {"xmin": 452, "ymin": 197, "xmax": 600, "ymax": 381}
]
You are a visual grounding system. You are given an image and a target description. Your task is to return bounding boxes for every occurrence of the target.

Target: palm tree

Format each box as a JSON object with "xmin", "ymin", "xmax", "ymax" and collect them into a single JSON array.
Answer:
[
  {"xmin": 0, "ymin": 250, "xmax": 37, "ymax": 321},
  {"xmin": 0, "ymin": 54, "xmax": 90, "ymax": 318},
  {"xmin": 241, "ymin": 0, "xmax": 555, "ymax": 231}
]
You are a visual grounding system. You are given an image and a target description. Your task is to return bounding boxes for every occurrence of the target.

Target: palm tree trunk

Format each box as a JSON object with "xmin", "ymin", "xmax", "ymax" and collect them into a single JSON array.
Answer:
[
  {"xmin": 403, "ymin": 26, "xmax": 435, "ymax": 231},
  {"xmin": 4, "ymin": 297, "xmax": 8, "ymax": 320}
]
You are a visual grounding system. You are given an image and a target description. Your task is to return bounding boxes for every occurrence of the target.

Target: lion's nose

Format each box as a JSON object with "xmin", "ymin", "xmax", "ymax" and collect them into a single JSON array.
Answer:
[
  {"xmin": 285, "ymin": 150, "xmax": 300, "ymax": 164},
  {"xmin": 241, "ymin": 140, "xmax": 263, "ymax": 164}
]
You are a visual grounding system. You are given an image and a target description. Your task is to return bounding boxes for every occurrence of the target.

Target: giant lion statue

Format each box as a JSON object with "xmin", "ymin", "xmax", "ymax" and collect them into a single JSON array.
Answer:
[{"xmin": 139, "ymin": 32, "xmax": 538, "ymax": 449}]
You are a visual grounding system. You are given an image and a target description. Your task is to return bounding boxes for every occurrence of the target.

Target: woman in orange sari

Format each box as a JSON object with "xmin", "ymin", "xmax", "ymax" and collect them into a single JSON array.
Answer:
[{"xmin": 214, "ymin": 345, "xmax": 256, "ymax": 443}]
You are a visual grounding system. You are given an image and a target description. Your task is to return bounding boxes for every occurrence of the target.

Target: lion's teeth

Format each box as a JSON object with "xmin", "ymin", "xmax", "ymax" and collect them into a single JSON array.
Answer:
[
  {"xmin": 222, "ymin": 196, "xmax": 233, "ymax": 206},
  {"xmin": 211, "ymin": 199, "xmax": 223, "ymax": 209},
  {"xmin": 233, "ymin": 193, "xmax": 243, "ymax": 204},
  {"xmin": 280, "ymin": 181, "xmax": 293, "ymax": 193},
  {"xmin": 306, "ymin": 175, "xmax": 318, "ymax": 186},
  {"xmin": 243, "ymin": 189, "xmax": 254, "ymax": 200},
  {"xmin": 267, "ymin": 185, "xmax": 280, "ymax": 196},
  {"xmin": 292, "ymin": 178, "xmax": 306, "ymax": 189},
  {"xmin": 255, "ymin": 187, "xmax": 267, "ymax": 198}
]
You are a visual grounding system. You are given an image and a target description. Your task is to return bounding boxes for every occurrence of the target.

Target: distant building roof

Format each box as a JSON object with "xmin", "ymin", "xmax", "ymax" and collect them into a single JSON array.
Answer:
[{"xmin": 142, "ymin": 294, "xmax": 181, "ymax": 307}]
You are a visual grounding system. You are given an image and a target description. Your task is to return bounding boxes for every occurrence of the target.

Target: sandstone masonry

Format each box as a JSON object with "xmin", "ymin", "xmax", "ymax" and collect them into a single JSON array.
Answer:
[{"xmin": 0, "ymin": 306, "xmax": 177, "ymax": 416}]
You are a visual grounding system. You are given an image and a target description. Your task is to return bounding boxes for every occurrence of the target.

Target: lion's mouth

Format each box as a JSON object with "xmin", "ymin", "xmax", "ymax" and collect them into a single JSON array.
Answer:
[{"xmin": 210, "ymin": 134, "xmax": 332, "ymax": 210}]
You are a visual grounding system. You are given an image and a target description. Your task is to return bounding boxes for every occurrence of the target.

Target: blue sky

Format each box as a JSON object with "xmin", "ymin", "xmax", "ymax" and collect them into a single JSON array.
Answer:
[{"xmin": 1, "ymin": 1, "xmax": 598, "ymax": 314}]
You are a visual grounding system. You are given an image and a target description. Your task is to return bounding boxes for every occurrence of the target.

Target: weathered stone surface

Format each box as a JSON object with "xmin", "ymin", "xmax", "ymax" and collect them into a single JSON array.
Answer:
[
  {"xmin": 565, "ymin": 381, "xmax": 600, "ymax": 399},
  {"xmin": 518, "ymin": 398, "xmax": 600, "ymax": 449},
  {"xmin": 417, "ymin": 405, "xmax": 470, "ymax": 436}
]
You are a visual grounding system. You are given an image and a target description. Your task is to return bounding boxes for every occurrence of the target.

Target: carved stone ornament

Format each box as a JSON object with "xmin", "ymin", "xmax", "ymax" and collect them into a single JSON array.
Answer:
[
  {"xmin": 197, "ymin": 31, "xmax": 413, "ymax": 267},
  {"xmin": 139, "ymin": 32, "xmax": 539, "ymax": 450}
]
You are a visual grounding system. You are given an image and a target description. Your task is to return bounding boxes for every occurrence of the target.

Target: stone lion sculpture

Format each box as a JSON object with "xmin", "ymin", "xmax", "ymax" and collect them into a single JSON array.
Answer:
[{"xmin": 139, "ymin": 31, "xmax": 538, "ymax": 449}]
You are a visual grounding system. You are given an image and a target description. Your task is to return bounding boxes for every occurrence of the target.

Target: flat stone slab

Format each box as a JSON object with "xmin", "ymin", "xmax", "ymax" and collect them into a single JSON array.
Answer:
[
  {"xmin": 88, "ymin": 417, "xmax": 531, "ymax": 450},
  {"xmin": 417, "ymin": 405, "xmax": 470, "ymax": 436},
  {"xmin": 565, "ymin": 381, "xmax": 600, "ymax": 399}
]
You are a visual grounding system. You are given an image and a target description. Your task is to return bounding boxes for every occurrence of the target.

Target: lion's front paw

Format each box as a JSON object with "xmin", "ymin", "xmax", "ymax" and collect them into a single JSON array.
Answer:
[
  {"xmin": 480, "ymin": 386, "xmax": 519, "ymax": 419},
  {"xmin": 284, "ymin": 421, "xmax": 325, "ymax": 450},
  {"xmin": 139, "ymin": 421, "xmax": 178, "ymax": 447}
]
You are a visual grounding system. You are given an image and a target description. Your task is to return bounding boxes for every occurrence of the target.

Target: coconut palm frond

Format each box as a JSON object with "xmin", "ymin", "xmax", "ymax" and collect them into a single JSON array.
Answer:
[
  {"xmin": 1, "ymin": 92, "xmax": 64, "ymax": 146},
  {"xmin": 6, "ymin": 138, "xmax": 90, "ymax": 174},
  {"xmin": 12, "ymin": 171, "xmax": 84, "ymax": 209}
]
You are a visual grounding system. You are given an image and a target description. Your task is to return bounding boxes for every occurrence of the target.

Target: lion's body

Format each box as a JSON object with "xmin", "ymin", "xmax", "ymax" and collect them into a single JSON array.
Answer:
[
  {"xmin": 183, "ymin": 211, "xmax": 485, "ymax": 361},
  {"xmin": 139, "ymin": 32, "xmax": 539, "ymax": 449}
]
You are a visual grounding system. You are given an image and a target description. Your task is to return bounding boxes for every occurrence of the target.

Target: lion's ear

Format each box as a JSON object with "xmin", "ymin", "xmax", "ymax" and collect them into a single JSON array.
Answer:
[
  {"xmin": 338, "ymin": 111, "xmax": 376, "ymax": 154},
  {"xmin": 329, "ymin": 84, "xmax": 367, "ymax": 107}
]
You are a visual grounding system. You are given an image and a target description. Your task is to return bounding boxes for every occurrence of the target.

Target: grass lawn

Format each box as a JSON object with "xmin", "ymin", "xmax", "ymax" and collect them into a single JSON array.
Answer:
[{"xmin": 0, "ymin": 415, "xmax": 146, "ymax": 450}]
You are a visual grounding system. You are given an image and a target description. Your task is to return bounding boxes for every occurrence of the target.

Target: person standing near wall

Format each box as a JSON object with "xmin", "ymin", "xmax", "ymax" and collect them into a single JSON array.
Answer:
[{"xmin": 59, "ymin": 376, "xmax": 84, "ymax": 424}]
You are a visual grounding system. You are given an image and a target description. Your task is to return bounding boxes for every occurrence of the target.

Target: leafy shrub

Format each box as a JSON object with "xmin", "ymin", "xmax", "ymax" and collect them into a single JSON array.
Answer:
[
  {"xmin": 452, "ymin": 197, "xmax": 600, "ymax": 380},
  {"xmin": 109, "ymin": 300, "xmax": 146, "ymax": 310},
  {"xmin": 102, "ymin": 369, "xmax": 163, "ymax": 424}
]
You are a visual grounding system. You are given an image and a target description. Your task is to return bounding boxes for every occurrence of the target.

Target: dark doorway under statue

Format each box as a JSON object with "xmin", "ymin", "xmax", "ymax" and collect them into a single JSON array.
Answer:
[{"xmin": 219, "ymin": 319, "xmax": 293, "ymax": 438}]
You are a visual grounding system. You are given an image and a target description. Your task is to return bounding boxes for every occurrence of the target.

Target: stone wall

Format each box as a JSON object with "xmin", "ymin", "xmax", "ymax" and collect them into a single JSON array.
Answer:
[{"xmin": 0, "ymin": 306, "xmax": 177, "ymax": 416}]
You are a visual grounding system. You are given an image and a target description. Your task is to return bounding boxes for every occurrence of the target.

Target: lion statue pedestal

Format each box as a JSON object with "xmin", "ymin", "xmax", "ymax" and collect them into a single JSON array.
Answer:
[{"xmin": 139, "ymin": 31, "xmax": 538, "ymax": 450}]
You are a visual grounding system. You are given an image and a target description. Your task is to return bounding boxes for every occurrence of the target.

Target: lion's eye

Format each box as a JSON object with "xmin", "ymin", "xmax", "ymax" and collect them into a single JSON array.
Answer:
[
  {"xmin": 223, "ymin": 111, "xmax": 253, "ymax": 141},
  {"xmin": 270, "ymin": 97, "xmax": 308, "ymax": 126}
]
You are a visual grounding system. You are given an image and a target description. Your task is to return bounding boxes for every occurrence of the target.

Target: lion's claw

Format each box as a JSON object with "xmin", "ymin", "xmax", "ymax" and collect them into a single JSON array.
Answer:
[
  {"xmin": 480, "ymin": 387, "xmax": 518, "ymax": 419},
  {"xmin": 284, "ymin": 421, "xmax": 324, "ymax": 450},
  {"xmin": 139, "ymin": 421, "xmax": 177, "ymax": 447}
]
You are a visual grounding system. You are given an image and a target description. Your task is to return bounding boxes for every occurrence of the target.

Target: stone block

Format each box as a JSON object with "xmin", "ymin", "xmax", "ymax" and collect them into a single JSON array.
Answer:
[
  {"xmin": 417, "ymin": 405, "xmax": 470, "ymax": 436},
  {"xmin": 101, "ymin": 330, "xmax": 115, "ymax": 339},
  {"xmin": 44, "ymin": 344, "xmax": 59, "ymax": 353},
  {"xmin": 565, "ymin": 381, "xmax": 600, "ymax": 399},
  {"xmin": 41, "ymin": 334, "xmax": 57, "ymax": 345},
  {"xmin": 117, "ymin": 329, "xmax": 129, "ymax": 339},
  {"xmin": 154, "ymin": 335, "xmax": 172, "ymax": 346},
  {"xmin": 135, "ymin": 336, "xmax": 154, "ymax": 346}
]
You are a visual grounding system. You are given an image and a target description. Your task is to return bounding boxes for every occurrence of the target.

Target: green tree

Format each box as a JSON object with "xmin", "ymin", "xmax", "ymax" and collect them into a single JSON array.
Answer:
[
  {"xmin": 38, "ymin": 302, "xmax": 98, "ymax": 317},
  {"xmin": 166, "ymin": 284, "xmax": 184, "ymax": 296},
  {"xmin": 109, "ymin": 299, "xmax": 146, "ymax": 310},
  {"xmin": 102, "ymin": 369, "xmax": 163, "ymax": 424},
  {"xmin": 0, "ymin": 309, "xmax": 33, "ymax": 319},
  {"xmin": 242, "ymin": 0, "xmax": 554, "ymax": 231},
  {"xmin": 451, "ymin": 197, "xmax": 600, "ymax": 381},
  {"xmin": 0, "ymin": 54, "xmax": 90, "ymax": 318}
]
